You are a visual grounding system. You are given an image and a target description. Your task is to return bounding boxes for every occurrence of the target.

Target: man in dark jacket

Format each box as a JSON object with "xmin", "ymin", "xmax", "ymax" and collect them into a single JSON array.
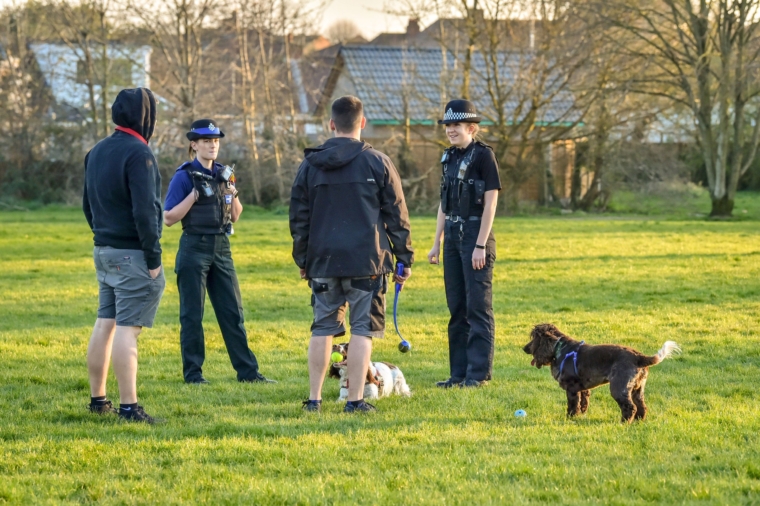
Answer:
[
  {"xmin": 290, "ymin": 95, "xmax": 414, "ymax": 413},
  {"xmin": 83, "ymin": 88, "xmax": 165, "ymax": 424}
]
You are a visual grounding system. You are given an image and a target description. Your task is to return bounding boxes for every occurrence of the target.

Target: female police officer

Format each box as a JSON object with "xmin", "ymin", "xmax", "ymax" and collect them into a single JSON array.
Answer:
[
  {"xmin": 163, "ymin": 119, "xmax": 274, "ymax": 385},
  {"xmin": 428, "ymin": 100, "xmax": 501, "ymax": 388}
]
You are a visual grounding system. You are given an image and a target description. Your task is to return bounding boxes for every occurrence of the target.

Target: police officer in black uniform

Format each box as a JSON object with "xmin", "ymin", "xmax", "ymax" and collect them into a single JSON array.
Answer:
[
  {"xmin": 428, "ymin": 100, "xmax": 501, "ymax": 388},
  {"xmin": 163, "ymin": 119, "xmax": 275, "ymax": 384}
]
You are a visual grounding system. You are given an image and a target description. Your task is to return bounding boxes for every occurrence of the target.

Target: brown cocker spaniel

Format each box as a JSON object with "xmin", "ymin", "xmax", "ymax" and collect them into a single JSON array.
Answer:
[{"xmin": 523, "ymin": 323, "xmax": 681, "ymax": 423}]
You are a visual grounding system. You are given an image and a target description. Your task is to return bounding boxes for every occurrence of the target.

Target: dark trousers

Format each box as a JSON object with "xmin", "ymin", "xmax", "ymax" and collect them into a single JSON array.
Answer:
[
  {"xmin": 443, "ymin": 220, "xmax": 496, "ymax": 381},
  {"xmin": 175, "ymin": 232, "xmax": 260, "ymax": 381}
]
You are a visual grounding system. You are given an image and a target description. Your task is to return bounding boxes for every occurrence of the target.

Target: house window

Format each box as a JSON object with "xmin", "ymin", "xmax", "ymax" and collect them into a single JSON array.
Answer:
[{"xmin": 76, "ymin": 58, "xmax": 134, "ymax": 88}]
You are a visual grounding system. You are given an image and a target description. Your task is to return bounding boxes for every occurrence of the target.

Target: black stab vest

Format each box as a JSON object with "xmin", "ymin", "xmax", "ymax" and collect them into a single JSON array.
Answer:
[
  {"xmin": 440, "ymin": 141, "xmax": 490, "ymax": 219},
  {"xmin": 180, "ymin": 166, "xmax": 232, "ymax": 234}
]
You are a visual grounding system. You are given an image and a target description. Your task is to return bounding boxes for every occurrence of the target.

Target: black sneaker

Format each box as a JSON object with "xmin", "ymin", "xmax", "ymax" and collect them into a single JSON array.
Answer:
[
  {"xmin": 302, "ymin": 400, "xmax": 322, "ymax": 412},
  {"xmin": 118, "ymin": 405, "xmax": 165, "ymax": 424},
  {"xmin": 460, "ymin": 379, "xmax": 488, "ymax": 388},
  {"xmin": 436, "ymin": 378, "xmax": 463, "ymax": 389},
  {"xmin": 344, "ymin": 400, "xmax": 376, "ymax": 413},
  {"xmin": 240, "ymin": 373, "xmax": 277, "ymax": 384},
  {"xmin": 186, "ymin": 377, "xmax": 210, "ymax": 384},
  {"xmin": 88, "ymin": 400, "xmax": 117, "ymax": 415}
]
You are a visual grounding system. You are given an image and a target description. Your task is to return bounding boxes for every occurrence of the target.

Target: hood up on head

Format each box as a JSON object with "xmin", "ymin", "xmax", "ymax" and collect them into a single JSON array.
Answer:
[
  {"xmin": 304, "ymin": 137, "xmax": 371, "ymax": 171},
  {"xmin": 111, "ymin": 88, "xmax": 157, "ymax": 142}
]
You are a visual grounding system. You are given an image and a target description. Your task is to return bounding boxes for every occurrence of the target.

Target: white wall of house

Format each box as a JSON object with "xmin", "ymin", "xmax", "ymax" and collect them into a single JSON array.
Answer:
[{"xmin": 31, "ymin": 44, "xmax": 152, "ymax": 111}]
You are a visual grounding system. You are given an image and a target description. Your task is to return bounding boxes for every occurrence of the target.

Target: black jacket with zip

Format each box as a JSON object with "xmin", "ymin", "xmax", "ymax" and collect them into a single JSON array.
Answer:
[
  {"xmin": 83, "ymin": 88, "xmax": 163, "ymax": 269},
  {"xmin": 289, "ymin": 137, "xmax": 414, "ymax": 278}
]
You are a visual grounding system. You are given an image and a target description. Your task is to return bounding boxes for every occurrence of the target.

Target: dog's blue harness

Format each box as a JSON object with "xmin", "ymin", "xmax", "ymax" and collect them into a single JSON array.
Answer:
[{"xmin": 556, "ymin": 340, "xmax": 585, "ymax": 377}]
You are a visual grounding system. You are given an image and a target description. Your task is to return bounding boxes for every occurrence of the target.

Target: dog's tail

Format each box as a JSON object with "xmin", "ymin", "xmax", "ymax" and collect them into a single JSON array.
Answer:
[{"xmin": 639, "ymin": 341, "xmax": 681, "ymax": 367}]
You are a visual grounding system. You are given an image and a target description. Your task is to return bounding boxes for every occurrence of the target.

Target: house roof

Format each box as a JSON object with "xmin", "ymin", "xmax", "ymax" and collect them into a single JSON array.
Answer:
[
  {"xmin": 318, "ymin": 46, "xmax": 578, "ymax": 126},
  {"xmin": 366, "ymin": 16, "xmax": 543, "ymax": 50},
  {"xmin": 296, "ymin": 44, "xmax": 342, "ymax": 114}
]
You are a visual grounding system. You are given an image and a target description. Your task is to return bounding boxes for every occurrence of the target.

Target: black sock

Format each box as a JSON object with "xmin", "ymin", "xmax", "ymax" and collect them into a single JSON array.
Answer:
[
  {"xmin": 309, "ymin": 399, "xmax": 322, "ymax": 404},
  {"xmin": 91, "ymin": 396, "xmax": 107, "ymax": 405},
  {"xmin": 120, "ymin": 402, "xmax": 138, "ymax": 412},
  {"xmin": 347, "ymin": 400, "xmax": 362, "ymax": 407}
]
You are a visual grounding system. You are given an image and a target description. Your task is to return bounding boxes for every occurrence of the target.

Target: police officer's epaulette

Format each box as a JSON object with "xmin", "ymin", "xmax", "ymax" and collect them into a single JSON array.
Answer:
[
  {"xmin": 176, "ymin": 161, "xmax": 194, "ymax": 173},
  {"xmin": 474, "ymin": 140, "xmax": 494, "ymax": 151}
]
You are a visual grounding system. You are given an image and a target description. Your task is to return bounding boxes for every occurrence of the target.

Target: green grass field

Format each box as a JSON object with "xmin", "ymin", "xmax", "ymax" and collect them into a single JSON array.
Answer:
[{"xmin": 1, "ymin": 205, "xmax": 759, "ymax": 505}]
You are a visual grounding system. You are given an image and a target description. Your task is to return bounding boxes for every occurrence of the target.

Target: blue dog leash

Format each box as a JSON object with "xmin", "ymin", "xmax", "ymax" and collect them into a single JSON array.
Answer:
[{"xmin": 393, "ymin": 263, "xmax": 411, "ymax": 353}]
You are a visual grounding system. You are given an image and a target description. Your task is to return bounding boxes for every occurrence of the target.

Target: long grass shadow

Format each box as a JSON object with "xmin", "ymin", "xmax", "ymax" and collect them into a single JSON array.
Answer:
[{"xmin": 505, "ymin": 250, "xmax": 760, "ymax": 264}]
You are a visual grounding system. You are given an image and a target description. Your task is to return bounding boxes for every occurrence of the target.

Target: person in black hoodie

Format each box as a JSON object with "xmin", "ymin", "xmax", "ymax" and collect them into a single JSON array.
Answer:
[
  {"xmin": 290, "ymin": 95, "xmax": 414, "ymax": 413},
  {"xmin": 83, "ymin": 88, "xmax": 166, "ymax": 424}
]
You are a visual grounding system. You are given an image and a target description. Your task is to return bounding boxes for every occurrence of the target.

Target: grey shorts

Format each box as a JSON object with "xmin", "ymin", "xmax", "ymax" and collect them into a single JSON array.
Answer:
[
  {"xmin": 310, "ymin": 276, "xmax": 387, "ymax": 338},
  {"xmin": 93, "ymin": 246, "xmax": 166, "ymax": 327}
]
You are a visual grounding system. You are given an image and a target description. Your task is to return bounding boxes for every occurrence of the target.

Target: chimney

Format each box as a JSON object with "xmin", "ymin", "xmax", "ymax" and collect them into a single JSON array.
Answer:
[
  {"xmin": 529, "ymin": 19, "xmax": 535, "ymax": 50},
  {"xmin": 407, "ymin": 18, "xmax": 420, "ymax": 37}
]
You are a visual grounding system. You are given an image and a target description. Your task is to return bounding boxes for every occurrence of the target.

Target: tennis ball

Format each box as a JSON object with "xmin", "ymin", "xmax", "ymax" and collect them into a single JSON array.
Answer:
[{"xmin": 331, "ymin": 352, "xmax": 343, "ymax": 363}]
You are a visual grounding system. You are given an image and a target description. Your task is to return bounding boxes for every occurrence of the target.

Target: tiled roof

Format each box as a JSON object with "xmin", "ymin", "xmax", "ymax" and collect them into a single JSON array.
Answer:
[{"xmin": 331, "ymin": 46, "xmax": 578, "ymax": 125}]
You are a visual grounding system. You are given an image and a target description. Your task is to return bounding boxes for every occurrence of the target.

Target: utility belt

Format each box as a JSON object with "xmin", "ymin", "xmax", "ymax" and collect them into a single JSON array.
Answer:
[{"xmin": 445, "ymin": 215, "xmax": 481, "ymax": 223}]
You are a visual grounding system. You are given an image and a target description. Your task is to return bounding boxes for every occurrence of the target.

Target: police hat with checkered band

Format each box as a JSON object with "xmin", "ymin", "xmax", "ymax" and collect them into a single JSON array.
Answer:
[
  {"xmin": 186, "ymin": 119, "xmax": 225, "ymax": 141},
  {"xmin": 438, "ymin": 99, "xmax": 483, "ymax": 125}
]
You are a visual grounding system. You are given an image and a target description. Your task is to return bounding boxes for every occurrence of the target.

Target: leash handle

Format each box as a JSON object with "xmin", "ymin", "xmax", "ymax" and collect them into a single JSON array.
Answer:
[{"xmin": 395, "ymin": 263, "xmax": 405, "ymax": 293}]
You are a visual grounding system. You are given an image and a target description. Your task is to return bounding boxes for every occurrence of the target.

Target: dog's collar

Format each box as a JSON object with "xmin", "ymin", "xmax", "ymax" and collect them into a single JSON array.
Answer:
[{"xmin": 553, "ymin": 339, "xmax": 566, "ymax": 361}]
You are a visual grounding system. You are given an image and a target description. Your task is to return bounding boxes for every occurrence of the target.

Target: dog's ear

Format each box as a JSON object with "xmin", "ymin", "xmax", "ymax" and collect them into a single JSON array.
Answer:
[
  {"xmin": 534, "ymin": 328, "xmax": 556, "ymax": 363},
  {"xmin": 527, "ymin": 324, "xmax": 557, "ymax": 362},
  {"xmin": 366, "ymin": 367, "xmax": 380, "ymax": 385},
  {"xmin": 524, "ymin": 323, "xmax": 547, "ymax": 355}
]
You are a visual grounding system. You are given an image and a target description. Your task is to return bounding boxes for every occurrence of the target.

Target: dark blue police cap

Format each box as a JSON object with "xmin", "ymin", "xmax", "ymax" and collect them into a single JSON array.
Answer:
[{"xmin": 186, "ymin": 119, "xmax": 225, "ymax": 141}]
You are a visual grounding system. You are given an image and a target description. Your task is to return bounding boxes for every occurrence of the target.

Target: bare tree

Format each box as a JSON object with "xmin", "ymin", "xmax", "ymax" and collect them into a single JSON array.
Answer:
[
  {"xmin": 471, "ymin": 0, "xmax": 592, "ymax": 210},
  {"xmin": 602, "ymin": 0, "xmax": 760, "ymax": 217},
  {"xmin": 44, "ymin": 0, "xmax": 115, "ymax": 138},
  {"xmin": 326, "ymin": 19, "xmax": 362, "ymax": 44},
  {"xmin": 380, "ymin": 0, "xmax": 596, "ymax": 210},
  {"xmin": 0, "ymin": 7, "xmax": 48, "ymax": 185},
  {"xmin": 232, "ymin": 1, "xmax": 262, "ymax": 202},
  {"xmin": 130, "ymin": 0, "xmax": 217, "ymax": 128},
  {"xmin": 0, "ymin": 4, "xmax": 84, "ymax": 201},
  {"xmin": 564, "ymin": 4, "xmax": 670, "ymax": 211}
]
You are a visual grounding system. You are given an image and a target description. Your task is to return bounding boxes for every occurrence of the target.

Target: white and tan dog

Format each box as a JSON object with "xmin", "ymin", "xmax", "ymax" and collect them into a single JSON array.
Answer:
[
  {"xmin": 336, "ymin": 361, "xmax": 411, "ymax": 401},
  {"xmin": 329, "ymin": 343, "xmax": 411, "ymax": 401}
]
